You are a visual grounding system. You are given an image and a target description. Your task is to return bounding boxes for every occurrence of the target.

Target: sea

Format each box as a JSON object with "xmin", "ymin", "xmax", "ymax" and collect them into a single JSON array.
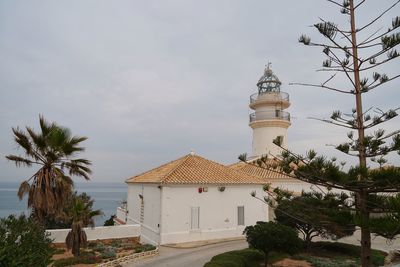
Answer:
[{"xmin": 0, "ymin": 181, "xmax": 127, "ymax": 227}]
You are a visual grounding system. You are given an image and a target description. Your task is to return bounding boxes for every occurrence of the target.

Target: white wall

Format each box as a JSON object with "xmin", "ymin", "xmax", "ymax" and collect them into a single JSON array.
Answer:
[
  {"xmin": 270, "ymin": 180, "xmax": 315, "ymax": 194},
  {"xmin": 126, "ymin": 184, "xmax": 161, "ymax": 245},
  {"xmin": 160, "ymin": 184, "xmax": 268, "ymax": 245},
  {"xmin": 46, "ymin": 225, "xmax": 141, "ymax": 243}
]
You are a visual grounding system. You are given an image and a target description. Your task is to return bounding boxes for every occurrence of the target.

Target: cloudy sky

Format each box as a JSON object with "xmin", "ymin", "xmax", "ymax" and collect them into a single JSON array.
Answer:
[{"xmin": 1, "ymin": 0, "xmax": 399, "ymax": 183}]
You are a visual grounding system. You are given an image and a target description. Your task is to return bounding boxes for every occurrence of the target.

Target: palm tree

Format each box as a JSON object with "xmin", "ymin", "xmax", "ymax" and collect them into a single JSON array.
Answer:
[
  {"xmin": 6, "ymin": 115, "xmax": 91, "ymax": 221},
  {"xmin": 65, "ymin": 193, "xmax": 102, "ymax": 256}
]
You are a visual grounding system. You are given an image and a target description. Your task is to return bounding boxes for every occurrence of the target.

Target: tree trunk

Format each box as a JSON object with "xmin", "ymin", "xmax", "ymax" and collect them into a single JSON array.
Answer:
[
  {"xmin": 305, "ymin": 233, "xmax": 312, "ymax": 252},
  {"xmin": 72, "ymin": 231, "xmax": 81, "ymax": 256},
  {"xmin": 349, "ymin": 1, "xmax": 371, "ymax": 266},
  {"xmin": 359, "ymin": 191, "xmax": 372, "ymax": 267},
  {"xmin": 264, "ymin": 252, "xmax": 269, "ymax": 267}
]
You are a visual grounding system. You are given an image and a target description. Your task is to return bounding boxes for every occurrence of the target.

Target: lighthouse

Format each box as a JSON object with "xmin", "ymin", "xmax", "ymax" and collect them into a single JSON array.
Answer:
[{"xmin": 249, "ymin": 64, "xmax": 291, "ymax": 158}]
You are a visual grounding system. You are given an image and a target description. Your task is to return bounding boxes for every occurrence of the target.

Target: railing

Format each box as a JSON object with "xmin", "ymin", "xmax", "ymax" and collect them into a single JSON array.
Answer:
[
  {"xmin": 250, "ymin": 91, "xmax": 289, "ymax": 104},
  {"xmin": 115, "ymin": 207, "xmax": 128, "ymax": 224},
  {"xmin": 249, "ymin": 111, "xmax": 290, "ymax": 123}
]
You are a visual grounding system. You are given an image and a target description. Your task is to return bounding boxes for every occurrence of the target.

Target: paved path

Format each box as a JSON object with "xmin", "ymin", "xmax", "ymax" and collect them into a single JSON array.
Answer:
[{"xmin": 123, "ymin": 239, "xmax": 248, "ymax": 267}]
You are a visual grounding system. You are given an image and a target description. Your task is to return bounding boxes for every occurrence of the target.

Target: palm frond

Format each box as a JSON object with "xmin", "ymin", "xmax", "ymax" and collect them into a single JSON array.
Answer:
[
  {"xmin": 6, "ymin": 155, "xmax": 34, "ymax": 167},
  {"xmin": 17, "ymin": 181, "xmax": 30, "ymax": 200},
  {"xmin": 11, "ymin": 127, "xmax": 33, "ymax": 155}
]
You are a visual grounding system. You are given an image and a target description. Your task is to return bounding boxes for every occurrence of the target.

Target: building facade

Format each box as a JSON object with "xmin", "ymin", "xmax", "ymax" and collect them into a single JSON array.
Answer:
[{"xmin": 119, "ymin": 153, "xmax": 268, "ymax": 245}]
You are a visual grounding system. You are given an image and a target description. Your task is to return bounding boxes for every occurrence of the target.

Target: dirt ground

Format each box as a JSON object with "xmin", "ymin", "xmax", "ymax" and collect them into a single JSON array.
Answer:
[{"xmin": 272, "ymin": 258, "xmax": 312, "ymax": 267}]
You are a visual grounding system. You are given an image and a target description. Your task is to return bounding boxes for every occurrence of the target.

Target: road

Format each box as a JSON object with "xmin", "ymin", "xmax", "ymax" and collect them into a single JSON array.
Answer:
[{"xmin": 123, "ymin": 239, "xmax": 248, "ymax": 267}]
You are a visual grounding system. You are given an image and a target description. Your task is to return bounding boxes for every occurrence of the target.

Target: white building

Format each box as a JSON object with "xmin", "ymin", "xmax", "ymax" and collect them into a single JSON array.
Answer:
[
  {"xmin": 116, "ymin": 64, "xmax": 312, "ymax": 245},
  {"xmin": 119, "ymin": 153, "xmax": 269, "ymax": 245}
]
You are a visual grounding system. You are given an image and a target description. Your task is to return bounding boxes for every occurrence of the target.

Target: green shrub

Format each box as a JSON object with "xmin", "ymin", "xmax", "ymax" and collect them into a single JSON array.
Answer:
[
  {"xmin": 110, "ymin": 239, "xmax": 122, "ymax": 248},
  {"xmin": 313, "ymin": 241, "xmax": 386, "ymax": 266},
  {"xmin": 103, "ymin": 215, "xmax": 116, "ymax": 226},
  {"xmin": 371, "ymin": 251, "xmax": 385, "ymax": 266},
  {"xmin": 244, "ymin": 221, "xmax": 302, "ymax": 265},
  {"xmin": 134, "ymin": 243, "xmax": 157, "ymax": 253},
  {"xmin": 101, "ymin": 246, "xmax": 117, "ymax": 259},
  {"xmin": 92, "ymin": 242, "xmax": 106, "ymax": 252},
  {"xmin": 0, "ymin": 214, "xmax": 54, "ymax": 267},
  {"xmin": 204, "ymin": 248, "xmax": 264, "ymax": 267}
]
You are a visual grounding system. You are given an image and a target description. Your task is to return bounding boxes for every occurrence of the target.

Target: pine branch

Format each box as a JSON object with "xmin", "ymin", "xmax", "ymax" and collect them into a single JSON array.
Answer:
[
  {"xmin": 354, "ymin": 0, "xmax": 366, "ymax": 9},
  {"xmin": 368, "ymin": 74, "xmax": 400, "ymax": 91},
  {"xmin": 289, "ymin": 82, "xmax": 353, "ymax": 94},
  {"xmin": 356, "ymin": 0, "xmax": 400, "ymax": 33},
  {"xmin": 308, "ymin": 117, "xmax": 357, "ymax": 129}
]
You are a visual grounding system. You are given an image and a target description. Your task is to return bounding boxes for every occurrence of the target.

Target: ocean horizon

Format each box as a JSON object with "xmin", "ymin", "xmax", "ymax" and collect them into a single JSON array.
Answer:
[{"xmin": 0, "ymin": 181, "xmax": 127, "ymax": 227}]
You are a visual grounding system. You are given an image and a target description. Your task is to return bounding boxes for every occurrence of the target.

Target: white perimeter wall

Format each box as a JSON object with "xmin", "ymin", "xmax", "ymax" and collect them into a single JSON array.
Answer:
[
  {"xmin": 126, "ymin": 184, "xmax": 161, "ymax": 245},
  {"xmin": 160, "ymin": 184, "xmax": 268, "ymax": 245},
  {"xmin": 47, "ymin": 225, "xmax": 140, "ymax": 243}
]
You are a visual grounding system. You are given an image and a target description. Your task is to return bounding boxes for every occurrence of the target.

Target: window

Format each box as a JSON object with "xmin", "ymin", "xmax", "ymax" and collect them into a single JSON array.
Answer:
[
  {"xmin": 238, "ymin": 206, "xmax": 244, "ymax": 226},
  {"xmin": 191, "ymin": 207, "xmax": 200, "ymax": 229}
]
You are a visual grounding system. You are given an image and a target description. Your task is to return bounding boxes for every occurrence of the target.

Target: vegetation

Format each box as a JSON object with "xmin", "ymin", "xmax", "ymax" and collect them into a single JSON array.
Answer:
[
  {"xmin": 65, "ymin": 192, "xmax": 102, "ymax": 256},
  {"xmin": 104, "ymin": 214, "xmax": 116, "ymax": 226},
  {"xmin": 274, "ymin": 190, "xmax": 355, "ymax": 248},
  {"xmin": 52, "ymin": 251, "xmax": 101, "ymax": 267},
  {"xmin": 205, "ymin": 241, "xmax": 386, "ymax": 267},
  {"xmin": 134, "ymin": 243, "xmax": 157, "ymax": 253},
  {"xmin": 311, "ymin": 242, "xmax": 386, "ymax": 266},
  {"xmin": 284, "ymin": 1, "xmax": 400, "ymax": 265},
  {"xmin": 0, "ymin": 214, "xmax": 54, "ymax": 267},
  {"xmin": 243, "ymin": 221, "xmax": 302, "ymax": 266},
  {"xmin": 6, "ymin": 116, "xmax": 92, "ymax": 222},
  {"xmin": 203, "ymin": 248, "xmax": 265, "ymax": 267},
  {"xmin": 239, "ymin": 1, "xmax": 400, "ymax": 266}
]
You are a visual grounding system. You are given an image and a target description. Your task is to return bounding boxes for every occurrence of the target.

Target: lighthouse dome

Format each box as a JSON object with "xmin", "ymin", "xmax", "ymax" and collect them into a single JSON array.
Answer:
[{"xmin": 256, "ymin": 65, "xmax": 281, "ymax": 93}]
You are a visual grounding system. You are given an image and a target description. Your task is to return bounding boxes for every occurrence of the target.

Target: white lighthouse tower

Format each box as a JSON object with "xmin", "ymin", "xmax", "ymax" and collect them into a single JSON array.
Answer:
[{"xmin": 249, "ymin": 64, "xmax": 291, "ymax": 158}]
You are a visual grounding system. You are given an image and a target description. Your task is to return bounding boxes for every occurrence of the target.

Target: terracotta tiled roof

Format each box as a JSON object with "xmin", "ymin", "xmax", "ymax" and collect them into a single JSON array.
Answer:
[
  {"xmin": 126, "ymin": 154, "xmax": 268, "ymax": 185},
  {"xmin": 229, "ymin": 161, "xmax": 297, "ymax": 181}
]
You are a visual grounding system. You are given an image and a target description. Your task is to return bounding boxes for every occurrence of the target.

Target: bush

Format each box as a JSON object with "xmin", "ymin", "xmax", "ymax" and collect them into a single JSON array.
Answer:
[
  {"xmin": 110, "ymin": 239, "xmax": 122, "ymax": 248},
  {"xmin": 204, "ymin": 248, "xmax": 264, "ymax": 267},
  {"xmin": 100, "ymin": 246, "xmax": 117, "ymax": 259},
  {"xmin": 244, "ymin": 221, "xmax": 302, "ymax": 266},
  {"xmin": 313, "ymin": 241, "xmax": 386, "ymax": 266},
  {"xmin": 0, "ymin": 214, "xmax": 54, "ymax": 267},
  {"xmin": 134, "ymin": 243, "xmax": 157, "ymax": 253},
  {"xmin": 91, "ymin": 242, "xmax": 106, "ymax": 252},
  {"xmin": 104, "ymin": 215, "xmax": 116, "ymax": 226}
]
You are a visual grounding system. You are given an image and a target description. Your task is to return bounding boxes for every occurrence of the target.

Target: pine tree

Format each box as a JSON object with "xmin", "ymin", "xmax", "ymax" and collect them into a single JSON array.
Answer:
[{"xmin": 271, "ymin": 1, "xmax": 400, "ymax": 266}]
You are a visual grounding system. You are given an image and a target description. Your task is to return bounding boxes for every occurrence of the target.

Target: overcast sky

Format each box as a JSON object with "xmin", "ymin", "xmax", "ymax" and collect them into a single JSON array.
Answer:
[{"xmin": 1, "ymin": 0, "xmax": 399, "ymax": 184}]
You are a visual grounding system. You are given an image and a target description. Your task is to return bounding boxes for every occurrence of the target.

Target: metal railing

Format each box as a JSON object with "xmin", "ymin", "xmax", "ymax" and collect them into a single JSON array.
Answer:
[
  {"xmin": 249, "ymin": 110, "xmax": 290, "ymax": 123},
  {"xmin": 250, "ymin": 91, "xmax": 289, "ymax": 104}
]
